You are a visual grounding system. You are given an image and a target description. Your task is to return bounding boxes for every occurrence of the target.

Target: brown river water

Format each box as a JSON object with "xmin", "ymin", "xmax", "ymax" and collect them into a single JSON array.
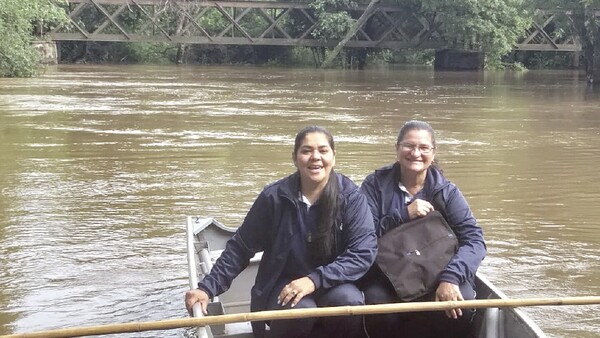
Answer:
[{"xmin": 0, "ymin": 64, "xmax": 599, "ymax": 337}]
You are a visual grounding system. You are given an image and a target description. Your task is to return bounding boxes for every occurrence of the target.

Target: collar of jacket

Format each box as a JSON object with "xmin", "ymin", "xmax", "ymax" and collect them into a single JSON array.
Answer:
[
  {"xmin": 275, "ymin": 171, "xmax": 359, "ymax": 203},
  {"xmin": 375, "ymin": 162, "xmax": 450, "ymax": 199},
  {"xmin": 275, "ymin": 171, "xmax": 302, "ymax": 205}
]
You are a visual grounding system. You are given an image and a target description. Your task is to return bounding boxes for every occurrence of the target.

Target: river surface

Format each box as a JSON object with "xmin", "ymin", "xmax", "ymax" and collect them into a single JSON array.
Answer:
[{"xmin": 0, "ymin": 64, "xmax": 599, "ymax": 338}]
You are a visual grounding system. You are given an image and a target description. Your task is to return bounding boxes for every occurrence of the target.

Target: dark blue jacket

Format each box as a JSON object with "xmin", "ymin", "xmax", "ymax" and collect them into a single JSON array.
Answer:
[
  {"xmin": 199, "ymin": 172, "xmax": 377, "ymax": 334},
  {"xmin": 361, "ymin": 163, "xmax": 486, "ymax": 288}
]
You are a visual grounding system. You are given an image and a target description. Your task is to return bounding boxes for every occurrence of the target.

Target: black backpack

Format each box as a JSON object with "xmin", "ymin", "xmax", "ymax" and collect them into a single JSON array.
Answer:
[{"xmin": 375, "ymin": 192, "xmax": 458, "ymax": 301}]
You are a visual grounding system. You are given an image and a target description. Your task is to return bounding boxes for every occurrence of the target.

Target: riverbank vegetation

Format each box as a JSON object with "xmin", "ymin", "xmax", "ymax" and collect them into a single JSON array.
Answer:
[
  {"xmin": 55, "ymin": 0, "xmax": 533, "ymax": 69},
  {"xmin": 532, "ymin": 0, "xmax": 600, "ymax": 83},
  {"xmin": 1, "ymin": 0, "xmax": 599, "ymax": 83},
  {"xmin": 0, "ymin": 0, "xmax": 68, "ymax": 77}
]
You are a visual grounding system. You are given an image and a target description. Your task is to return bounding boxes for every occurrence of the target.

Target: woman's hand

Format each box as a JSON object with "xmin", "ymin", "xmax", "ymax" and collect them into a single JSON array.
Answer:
[
  {"xmin": 435, "ymin": 282, "xmax": 464, "ymax": 319},
  {"xmin": 278, "ymin": 277, "xmax": 316, "ymax": 308},
  {"xmin": 407, "ymin": 198, "xmax": 434, "ymax": 219},
  {"xmin": 185, "ymin": 288, "xmax": 210, "ymax": 316}
]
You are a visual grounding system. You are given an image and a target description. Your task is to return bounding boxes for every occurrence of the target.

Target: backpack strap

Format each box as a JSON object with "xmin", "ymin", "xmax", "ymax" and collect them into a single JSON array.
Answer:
[{"xmin": 431, "ymin": 191, "xmax": 448, "ymax": 223}]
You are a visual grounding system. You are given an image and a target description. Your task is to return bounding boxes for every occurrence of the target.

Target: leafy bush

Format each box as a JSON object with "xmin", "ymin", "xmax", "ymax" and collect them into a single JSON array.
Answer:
[
  {"xmin": 0, "ymin": 0, "xmax": 69, "ymax": 77},
  {"xmin": 310, "ymin": 0, "xmax": 356, "ymax": 41}
]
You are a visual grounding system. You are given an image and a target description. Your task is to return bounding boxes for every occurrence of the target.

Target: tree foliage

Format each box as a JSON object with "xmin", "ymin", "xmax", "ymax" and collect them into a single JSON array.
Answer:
[
  {"xmin": 309, "ymin": 0, "xmax": 533, "ymax": 66},
  {"xmin": 531, "ymin": 0, "xmax": 600, "ymax": 84},
  {"xmin": 0, "ymin": 0, "xmax": 68, "ymax": 77},
  {"xmin": 310, "ymin": 0, "xmax": 357, "ymax": 40},
  {"xmin": 6, "ymin": 0, "xmax": 590, "ymax": 73},
  {"xmin": 388, "ymin": 0, "xmax": 533, "ymax": 65}
]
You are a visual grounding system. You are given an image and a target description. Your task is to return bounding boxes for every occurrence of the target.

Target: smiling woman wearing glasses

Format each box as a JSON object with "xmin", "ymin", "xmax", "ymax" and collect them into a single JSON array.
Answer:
[{"xmin": 359, "ymin": 120, "xmax": 487, "ymax": 338}]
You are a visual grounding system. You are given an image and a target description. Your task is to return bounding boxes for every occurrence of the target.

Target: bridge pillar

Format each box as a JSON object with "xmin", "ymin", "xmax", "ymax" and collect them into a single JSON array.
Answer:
[
  {"xmin": 434, "ymin": 49, "xmax": 484, "ymax": 71},
  {"xmin": 572, "ymin": 51, "xmax": 581, "ymax": 68},
  {"xmin": 32, "ymin": 41, "xmax": 58, "ymax": 64}
]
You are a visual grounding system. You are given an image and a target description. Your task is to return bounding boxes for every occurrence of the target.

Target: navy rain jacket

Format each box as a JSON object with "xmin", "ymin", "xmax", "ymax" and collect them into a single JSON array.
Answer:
[
  {"xmin": 361, "ymin": 163, "xmax": 486, "ymax": 288},
  {"xmin": 198, "ymin": 171, "xmax": 377, "ymax": 335}
]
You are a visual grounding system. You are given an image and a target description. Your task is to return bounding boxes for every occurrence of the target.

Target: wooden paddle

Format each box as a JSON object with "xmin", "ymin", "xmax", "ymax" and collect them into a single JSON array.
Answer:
[{"xmin": 2, "ymin": 296, "xmax": 600, "ymax": 338}]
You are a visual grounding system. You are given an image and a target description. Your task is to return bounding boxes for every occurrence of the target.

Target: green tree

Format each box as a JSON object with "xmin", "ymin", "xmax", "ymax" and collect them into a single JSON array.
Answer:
[
  {"xmin": 0, "ymin": 0, "xmax": 68, "ymax": 77},
  {"xmin": 532, "ymin": 0, "xmax": 600, "ymax": 84},
  {"xmin": 395, "ymin": 0, "xmax": 533, "ymax": 66},
  {"xmin": 310, "ymin": 0, "xmax": 357, "ymax": 41},
  {"xmin": 574, "ymin": 1, "xmax": 600, "ymax": 84},
  {"xmin": 315, "ymin": 0, "xmax": 532, "ymax": 68}
]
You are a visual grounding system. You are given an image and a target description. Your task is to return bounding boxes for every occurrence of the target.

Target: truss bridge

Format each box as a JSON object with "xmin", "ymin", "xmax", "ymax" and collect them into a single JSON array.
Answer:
[{"xmin": 49, "ymin": 0, "xmax": 594, "ymax": 52}]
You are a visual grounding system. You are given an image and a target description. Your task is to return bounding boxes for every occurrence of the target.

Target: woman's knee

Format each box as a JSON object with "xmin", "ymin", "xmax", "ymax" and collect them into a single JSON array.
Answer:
[
  {"xmin": 362, "ymin": 280, "xmax": 398, "ymax": 305},
  {"xmin": 317, "ymin": 283, "xmax": 364, "ymax": 306}
]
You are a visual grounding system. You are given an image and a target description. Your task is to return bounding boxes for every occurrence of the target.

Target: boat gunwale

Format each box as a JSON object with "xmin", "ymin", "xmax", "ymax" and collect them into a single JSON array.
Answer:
[{"xmin": 186, "ymin": 216, "xmax": 547, "ymax": 338}]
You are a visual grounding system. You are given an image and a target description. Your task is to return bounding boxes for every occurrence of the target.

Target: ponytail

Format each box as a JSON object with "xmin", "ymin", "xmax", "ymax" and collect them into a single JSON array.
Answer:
[{"xmin": 308, "ymin": 169, "xmax": 340, "ymax": 266}]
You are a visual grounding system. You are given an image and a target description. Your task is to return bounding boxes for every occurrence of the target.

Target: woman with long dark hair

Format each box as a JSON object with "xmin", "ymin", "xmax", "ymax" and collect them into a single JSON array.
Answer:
[{"xmin": 186, "ymin": 126, "xmax": 377, "ymax": 338}]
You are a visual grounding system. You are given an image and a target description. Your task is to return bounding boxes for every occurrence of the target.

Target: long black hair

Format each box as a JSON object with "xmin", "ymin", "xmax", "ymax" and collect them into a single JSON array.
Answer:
[{"xmin": 293, "ymin": 126, "xmax": 340, "ymax": 266}]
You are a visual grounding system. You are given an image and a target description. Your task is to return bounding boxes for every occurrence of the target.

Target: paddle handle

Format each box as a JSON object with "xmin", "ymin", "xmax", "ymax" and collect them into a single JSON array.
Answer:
[{"xmin": 3, "ymin": 296, "xmax": 600, "ymax": 338}]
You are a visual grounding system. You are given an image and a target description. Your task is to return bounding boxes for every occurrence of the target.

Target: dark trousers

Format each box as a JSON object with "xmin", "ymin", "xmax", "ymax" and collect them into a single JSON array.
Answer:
[
  {"xmin": 265, "ymin": 278, "xmax": 366, "ymax": 338},
  {"xmin": 361, "ymin": 267, "xmax": 475, "ymax": 338}
]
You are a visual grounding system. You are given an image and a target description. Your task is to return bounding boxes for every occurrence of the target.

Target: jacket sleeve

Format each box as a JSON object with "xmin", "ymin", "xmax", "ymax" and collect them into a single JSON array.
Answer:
[
  {"xmin": 360, "ymin": 173, "xmax": 402, "ymax": 237},
  {"xmin": 439, "ymin": 184, "xmax": 487, "ymax": 286},
  {"xmin": 198, "ymin": 191, "xmax": 271, "ymax": 298},
  {"xmin": 308, "ymin": 189, "xmax": 377, "ymax": 289}
]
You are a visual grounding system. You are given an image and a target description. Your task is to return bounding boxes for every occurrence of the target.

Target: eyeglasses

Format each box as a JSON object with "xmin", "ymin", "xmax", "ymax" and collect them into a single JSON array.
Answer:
[{"xmin": 398, "ymin": 142, "xmax": 435, "ymax": 154}]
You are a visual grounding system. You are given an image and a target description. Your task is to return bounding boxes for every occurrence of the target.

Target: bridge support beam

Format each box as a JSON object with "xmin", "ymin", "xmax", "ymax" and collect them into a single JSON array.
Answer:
[
  {"xmin": 32, "ymin": 41, "xmax": 58, "ymax": 64},
  {"xmin": 572, "ymin": 51, "xmax": 581, "ymax": 68},
  {"xmin": 434, "ymin": 49, "xmax": 484, "ymax": 71},
  {"xmin": 320, "ymin": 0, "xmax": 380, "ymax": 68}
]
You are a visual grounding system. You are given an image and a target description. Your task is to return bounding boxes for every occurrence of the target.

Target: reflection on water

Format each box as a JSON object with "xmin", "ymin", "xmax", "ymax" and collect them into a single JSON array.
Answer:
[{"xmin": 0, "ymin": 64, "xmax": 599, "ymax": 337}]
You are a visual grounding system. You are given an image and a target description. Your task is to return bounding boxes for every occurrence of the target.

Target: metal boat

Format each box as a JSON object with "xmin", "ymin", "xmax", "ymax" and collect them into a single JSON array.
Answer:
[{"xmin": 186, "ymin": 216, "xmax": 547, "ymax": 338}]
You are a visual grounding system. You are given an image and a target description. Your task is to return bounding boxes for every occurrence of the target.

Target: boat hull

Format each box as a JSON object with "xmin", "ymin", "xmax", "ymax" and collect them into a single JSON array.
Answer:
[{"xmin": 186, "ymin": 216, "xmax": 546, "ymax": 338}]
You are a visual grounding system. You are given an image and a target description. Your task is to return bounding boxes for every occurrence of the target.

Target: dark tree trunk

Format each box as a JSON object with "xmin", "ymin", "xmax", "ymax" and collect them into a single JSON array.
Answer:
[
  {"xmin": 345, "ymin": 48, "xmax": 368, "ymax": 69},
  {"xmin": 573, "ymin": 7, "xmax": 600, "ymax": 86},
  {"xmin": 175, "ymin": 12, "xmax": 188, "ymax": 64},
  {"xmin": 581, "ymin": 41, "xmax": 594, "ymax": 84},
  {"xmin": 311, "ymin": 47, "xmax": 326, "ymax": 67},
  {"xmin": 593, "ymin": 25, "xmax": 600, "ymax": 84},
  {"xmin": 176, "ymin": 45, "xmax": 187, "ymax": 64}
]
